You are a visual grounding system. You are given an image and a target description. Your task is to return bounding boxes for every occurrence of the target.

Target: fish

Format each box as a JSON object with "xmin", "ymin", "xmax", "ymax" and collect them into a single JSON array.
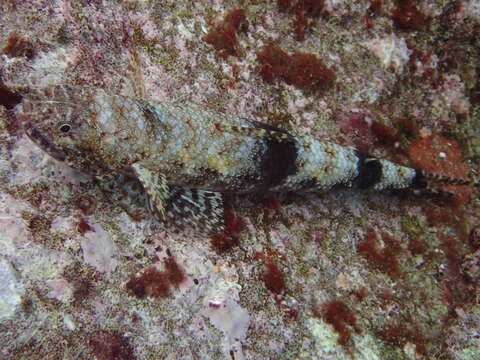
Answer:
[{"xmin": 16, "ymin": 84, "xmax": 479, "ymax": 234}]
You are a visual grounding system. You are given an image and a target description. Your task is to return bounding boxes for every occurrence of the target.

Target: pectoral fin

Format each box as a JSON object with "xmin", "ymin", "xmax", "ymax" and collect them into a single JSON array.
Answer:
[
  {"xmin": 131, "ymin": 163, "xmax": 225, "ymax": 234},
  {"xmin": 132, "ymin": 163, "xmax": 170, "ymax": 221},
  {"xmin": 165, "ymin": 186, "xmax": 225, "ymax": 234}
]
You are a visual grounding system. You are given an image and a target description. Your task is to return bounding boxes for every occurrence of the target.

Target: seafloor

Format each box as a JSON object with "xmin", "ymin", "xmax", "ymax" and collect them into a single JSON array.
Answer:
[{"xmin": 1, "ymin": 1, "xmax": 479, "ymax": 359}]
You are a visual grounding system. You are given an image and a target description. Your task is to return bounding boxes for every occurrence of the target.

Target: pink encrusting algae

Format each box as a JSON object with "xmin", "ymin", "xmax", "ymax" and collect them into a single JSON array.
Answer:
[{"xmin": 0, "ymin": 0, "xmax": 479, "ymax": 359}]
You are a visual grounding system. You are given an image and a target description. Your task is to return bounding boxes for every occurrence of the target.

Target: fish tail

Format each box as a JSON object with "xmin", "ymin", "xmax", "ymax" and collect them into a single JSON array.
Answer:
[{"xmin": 269, "ymin": 137, "xmax": 477, "ymax": 195}]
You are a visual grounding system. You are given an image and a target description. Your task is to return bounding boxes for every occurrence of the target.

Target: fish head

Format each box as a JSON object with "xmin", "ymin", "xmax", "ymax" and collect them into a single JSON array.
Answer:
[{"xmin": 16, "ymin": 84, "xmax": 111, "ymax": 174}]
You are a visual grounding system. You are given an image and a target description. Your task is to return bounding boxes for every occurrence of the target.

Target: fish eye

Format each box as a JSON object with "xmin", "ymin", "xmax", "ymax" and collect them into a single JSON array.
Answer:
[{"xmin": 58, "ymin": 123, "xmax": 72, "ymax": 133}]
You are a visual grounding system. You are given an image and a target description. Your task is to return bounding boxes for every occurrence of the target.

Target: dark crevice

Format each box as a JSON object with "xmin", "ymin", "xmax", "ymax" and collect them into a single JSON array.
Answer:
[{"xmin": 0, "ymin": 81, "xmax": 22, "ymax": 109}]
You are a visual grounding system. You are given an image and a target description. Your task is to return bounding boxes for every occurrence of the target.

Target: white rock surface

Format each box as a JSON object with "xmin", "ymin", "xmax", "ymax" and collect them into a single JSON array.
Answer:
[{"xmin": 0, "ymin": 257, "xmax": 24, "ymax": 321}]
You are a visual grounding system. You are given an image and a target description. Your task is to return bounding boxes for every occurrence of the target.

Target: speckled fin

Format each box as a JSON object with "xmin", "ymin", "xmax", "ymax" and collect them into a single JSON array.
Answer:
[
  {"xmin": 164, "ymin": 186, "xmax": 225, "ymax": 235},
  {"xmin": 131, "ymin": 164, "xmax": 225, "ymax": 234},
  {"xmin": 131, "ymin": 163, "xmax": 170, "ymax": 221}
]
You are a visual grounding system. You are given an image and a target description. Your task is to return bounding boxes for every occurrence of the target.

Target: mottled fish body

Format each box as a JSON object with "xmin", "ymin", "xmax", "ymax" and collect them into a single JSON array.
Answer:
[{"xmin": 17, "ymin": 85, "xmax": 477, "ymax": 234}]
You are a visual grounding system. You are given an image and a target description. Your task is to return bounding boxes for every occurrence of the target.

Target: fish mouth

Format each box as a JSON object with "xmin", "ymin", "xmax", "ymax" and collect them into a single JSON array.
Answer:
[{"xmin": 25, "ymin": 125, "xmax": 68, "ymax": 162}]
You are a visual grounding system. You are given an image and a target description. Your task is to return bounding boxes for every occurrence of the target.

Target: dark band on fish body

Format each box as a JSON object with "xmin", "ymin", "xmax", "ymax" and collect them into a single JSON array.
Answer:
[
  {"xmin": 258, "ymin": 137, "xmax": 298, "ymax": 188},
  {"xmin": 411, "ymin": 169, "xmax": 427, "ymax": 189},
  {"xmin": 353, "ymin": 151, "xmax": 383, "ymax": 189}
]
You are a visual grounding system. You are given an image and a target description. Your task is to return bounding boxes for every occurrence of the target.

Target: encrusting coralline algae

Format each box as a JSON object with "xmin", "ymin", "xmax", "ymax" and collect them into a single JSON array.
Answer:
[{"xmin": 1, "ymin": 1, "xmax": 480, "ymax": 359}]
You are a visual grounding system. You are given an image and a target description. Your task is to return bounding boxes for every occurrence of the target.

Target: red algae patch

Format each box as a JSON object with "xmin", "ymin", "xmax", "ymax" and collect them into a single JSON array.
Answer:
[
  {"xmin": 203, "ymin": 8, "xmax": 247, "ymax": 59},
  {"xmin": 391, "ymin": 0, "xmax": 427, "ymax": 31},
  {"xmin": 370, "ymin": 120, "xmax": 399, "ymax": 147},
  {"xmin": 277, "ymin": 0, "xmax": 326, "ymax": 41},
  {"xmin": 424, "ymin": 205, "xmax": 464, "ymax": 228},
  {"xmin": 257, "ymin": 45, "xmax": 335, "ymax": 92},
  {"xmin": 77, "ymin": 216, "xmax": 94, "ymax": 235},
  {"xmin": 261, "ymin": 193, "xmax": 282, "ymax": 211},
  {"xmin": 322, "ymin": 300, "xmax": 361, "ymax": 346},
  {"xmin": 126, "ymin": 257, "xmax": 186, "ymax": 299},
  {"xmin": 408, "ymin": 237, "xmax": 427, "ymax": 256},
  {"xmin": 2, "ymin": 32, "xmax": 35, "ymax": 59},
  {"xmin": 89, "ymin": 331, "xmax": 135, "ymax": 360},
  {"xmin": 364, "ymin": 0, "xmax": 383, "ymax": 28},
  {"xmin": 277, "ymin": 0, "xmax": 294, "ymax": 13},
  {"xmin": 209, "ymin": 205, "xmax": 244, "ymax": 253},
  {"xmin": 408, "ymin": 133, "xmax": 472, "ymax": 204},
  {"xmin": 224, "ymin": 205, "xmax": 245, "ymax": 236},
  {"xmin": 357, "ymin": 228, "xmax": 402, "ymax": 279},
  {"xmin": 164, "ymin": 256, "xmax": 186, "ymax": 285},
  {"xmin": 126, "ymin": 267, "xmax": 170, "ymax": 299},
  {"xmin": 334, "ymin": 110, "xmax": 400, "ymax": 153},
  {"xmin": 263, "ymin": 255, "xmax": 286, "ymax": 294},
  {"xmin": 76, "ymin": 195, "xmax": 97, "ymax": 216},
  {"xmin": 379, "ymin": 324, "xmax": 426, "ymax": 355},
  {"xmin": 439, "ymin": 231, "xmax": 473, "ymax": 310},
  {"xmin": 209, "ymin": 232, "xmax": 239, "ymax": 253}
]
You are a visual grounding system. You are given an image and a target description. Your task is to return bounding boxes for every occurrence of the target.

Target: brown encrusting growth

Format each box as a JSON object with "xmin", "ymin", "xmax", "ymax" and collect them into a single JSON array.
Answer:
[
  {"xmin": 322, "ymin": 300, "xmax": 361, "ymax": 346},
  {"xmin": 357, "ymin": 228, "xmax": 402, "ymax": 279},
  {"xmin": 257, "ymin": 45, "xmax": 335, "ymax": 92},
  {"xmin": 89, "ymin": 331, "xmax": 136, "ymax": 360},
  {"xmin": 203, "ymin": 8, "xmax": 247, "ymax": 59}
]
